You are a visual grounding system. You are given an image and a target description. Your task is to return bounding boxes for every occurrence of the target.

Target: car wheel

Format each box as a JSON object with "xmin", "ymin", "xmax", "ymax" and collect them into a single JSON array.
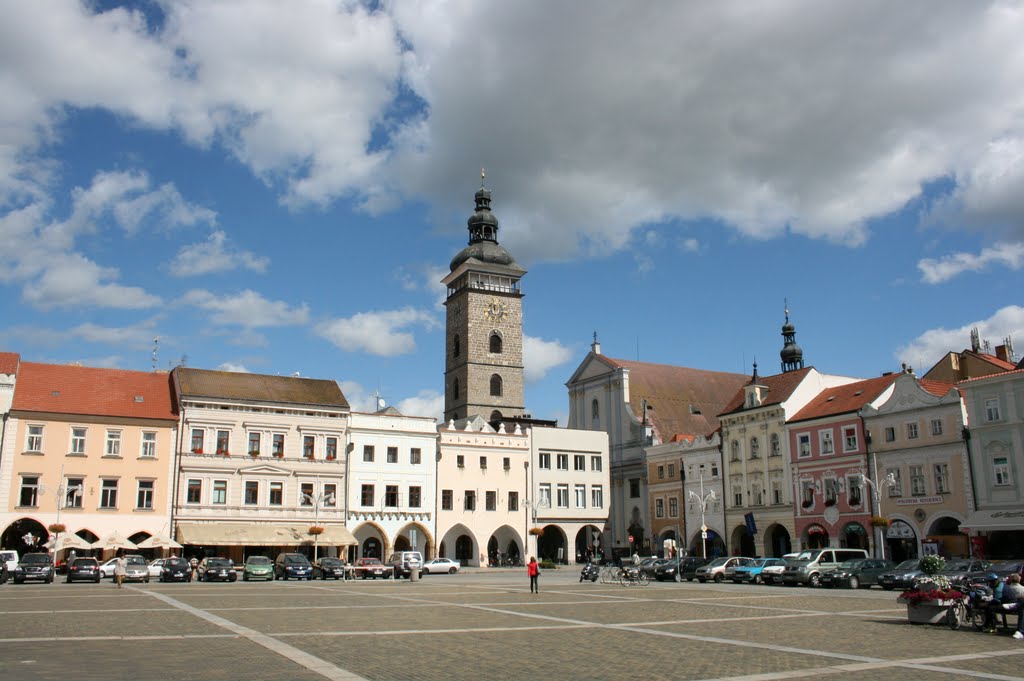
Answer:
[
  {"xmin": 243, "ymin": 574, "xmax": 249, "ymax": 581},
  {"xmin": 687, "ymin": 577, "xmax": 694, "ymax": 582},
  {"xmin": 754, "ymin": 575, "xmax": 762, "ymax": 584},
  {"xmin": 361, "ymin": 573, "xmax": 367, "ymax": 580},
  {"xmin": 809, "ymin": 573, "xmax": 821, "ymax": 588},
  {"xmin": 281, "ymin": 573, "xmax": 288, "ymax": 580},
  {"xmin": 714, "ymin": 574, "xmax": 723, "ymax": 583},
  {"xmin": 449, "ymin": 567, "xmax": 458, "ymax": 575},
  {"xmin": 66, "ymin": 577, "xmax": 72, "ymax": 583},
  {"xmin": 14, "ymin": 578, "xmax": 23, "ymax": 584},
  {"xmin": 591, "ymin": 575, "xmax": 598, "ymax": 582},
  {"xmin": 848, "ymin": 576, "xmax": 859, "ymax": 589},
  {"xmin": 46, "ymin": 575, "xmax": 53, "ymax": 584},
  {"xmin": 145, "ymin": 576, "xmax": 150, "ymax": 583}
]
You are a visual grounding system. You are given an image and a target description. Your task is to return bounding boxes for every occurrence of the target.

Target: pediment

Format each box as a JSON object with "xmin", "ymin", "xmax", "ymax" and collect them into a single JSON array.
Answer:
[
  {"xmin": 566, "ymin": 353, "xmax": 620, "ymax": 386},
  {"xmin": 238, "ymin": 464, "xmax": 293, "ymax": 475},
  {"xmin": 870, "ymin": 374, "xmax": 958, "ymax": 415}
]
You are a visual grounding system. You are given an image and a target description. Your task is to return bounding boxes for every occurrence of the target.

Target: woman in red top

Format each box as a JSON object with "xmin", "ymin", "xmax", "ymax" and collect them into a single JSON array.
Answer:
[{"xmin": 527, "ymin": 557, "xmax": 539, "ymax": 593}]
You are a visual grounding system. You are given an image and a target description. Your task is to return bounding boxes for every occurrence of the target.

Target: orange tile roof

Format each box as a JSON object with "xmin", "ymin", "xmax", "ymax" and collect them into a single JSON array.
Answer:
[
  {"xmin": 174, "ymin": 367, "xmax": 349, "ymax": 408},
  {"xmin": 0, "ymin": 352, "xmax": 19, "ymax": 375},
  {"xmin": 969, "ymin": 351, "xmax": 1018, "ymax": 371},
  {"xmin": 719, "ymin": 366, "xmax": 814, "ymax": 416},
  {"xmin": 602, "ymin": 357, "xmax": 749, "ymax": 441},
  {"xmin": 919, "ymin": 378, "xmax": 956, "ymax": 397},
  {"xmin": 958, "ymin": 367, "xmax": 1024, "ymax": 385},
  {"xmin": 12, "ymin": 363, "xmax": 177, "ymax": 420},
  {"xmin": 789, "ymin": 374, "xmax": 899, "ymax": 423}
]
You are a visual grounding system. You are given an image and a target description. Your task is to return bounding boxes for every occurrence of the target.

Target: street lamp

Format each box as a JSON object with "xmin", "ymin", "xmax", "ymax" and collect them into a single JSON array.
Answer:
[
  {"xmin": 301, "ymin": 487, "xmax": 336, "ymax": 562},
  {"xmin": 853, "ymin": 471, "xmax": 896, "ymax": 560},
  {"xmin": 688, "ymin": 466, "xmax": 716, "ymax": 559},
  {"xmin": 523, "ymin": 496, "xmax": 550, "ymax": 560},
  {"xmin": 39, "ymin": 465, "xmax": 82, "ymax": 556}
]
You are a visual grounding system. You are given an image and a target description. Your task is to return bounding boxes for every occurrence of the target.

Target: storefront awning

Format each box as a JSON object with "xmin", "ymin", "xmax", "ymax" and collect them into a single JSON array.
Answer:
[
  {"xmin": 961, "ymin": 509, "xmax": 1024, "ymax": 533},
  {"xmin": 177, "ymin": 522, "xmax": 357, "ymax": 546}
]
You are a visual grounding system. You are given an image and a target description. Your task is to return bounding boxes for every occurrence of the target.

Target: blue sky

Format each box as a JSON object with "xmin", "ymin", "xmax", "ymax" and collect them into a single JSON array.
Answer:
[{"xmin": 2, "ymin": 1, "xmax": 1023, "ymax": 424}]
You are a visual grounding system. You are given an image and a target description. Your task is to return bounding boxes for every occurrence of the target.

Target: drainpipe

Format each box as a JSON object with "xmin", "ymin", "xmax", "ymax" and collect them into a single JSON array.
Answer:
[
  {"xmin": 170, "ymin": 403, "xmax": 185, "ymax": 546},
  {"xmin": 961, "ymin": 426, "xmax": 978, "ymax": 559}
]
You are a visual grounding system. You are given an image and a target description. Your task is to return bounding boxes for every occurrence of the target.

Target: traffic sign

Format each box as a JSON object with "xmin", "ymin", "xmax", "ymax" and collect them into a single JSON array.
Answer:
[
  {"xmin": 700, "ymin": 524, "xmax": 708, "ymax": 532},
  {"xmin": 701, "ymin": 531, "xmax": 708, "ymax": 539}
]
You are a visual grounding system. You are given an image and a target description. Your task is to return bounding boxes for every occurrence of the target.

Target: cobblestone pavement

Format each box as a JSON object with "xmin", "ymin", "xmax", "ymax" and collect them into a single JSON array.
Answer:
[{"xmin": 2, "ymin": 569, "xmax": 1023, "ymax": 680}]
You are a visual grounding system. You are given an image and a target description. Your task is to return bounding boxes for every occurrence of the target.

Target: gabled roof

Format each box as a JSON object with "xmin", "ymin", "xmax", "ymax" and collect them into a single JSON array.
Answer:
[
  {"xmin": 957, "ymin": 367, "xmax": 1024, "ymax": 385},
  {"xmin": 919, "ymin": 378, "xmax": 956, "ymax": 397},
  {"xmin": 602, "ymin": 357, "xmax": 749, "ymax": 441},
  {"xmin": 12, "ymin": 362, "xmax": 176, "ymax": 420},
  {"xmin": 719, "ymin": 366, "xmax": 814, "ymax": 417},
  {"xmin": 0, "ymin": 352, "xmax": 19, "ymax": 375},
  {"xmin": 788, "ymin": 374, "xmax": 898, "ymax": 423},
  {"xmin": 173, "ymin": 368, "xmax": 349, "ymax": 409},
  {"xmin": 971, "ymin": 351, "xmax": 1018, "ymax": 372}
]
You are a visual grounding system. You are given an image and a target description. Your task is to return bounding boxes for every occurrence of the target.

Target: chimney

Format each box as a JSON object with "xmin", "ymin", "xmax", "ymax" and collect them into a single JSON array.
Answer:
[{"xmin": 995, "ymin": 344, "xmax": 1009, "ymax": 362}]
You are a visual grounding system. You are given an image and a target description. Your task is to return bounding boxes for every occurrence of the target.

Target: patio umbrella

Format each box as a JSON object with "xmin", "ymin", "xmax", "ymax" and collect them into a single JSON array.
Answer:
[
  {"xmin": 135, "ymin": 534, "xmax": 183, "ymax": 550},
  {"xmin": 45, "ymin": 533, "xmax": 92, "ymax": 552},
  {"xmin": 91, "ymin": 531, "xmax": 138, "ymax": 552}
]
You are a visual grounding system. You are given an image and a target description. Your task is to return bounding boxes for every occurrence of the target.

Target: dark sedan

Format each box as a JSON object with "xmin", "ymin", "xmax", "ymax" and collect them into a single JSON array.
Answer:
[
  {"xmin": 878, "ymin": 559, "xmax": 924, "ymax": 590},
  {"xmin": 939, "ymin": 559, "xmax": 995, "ymax": 586},
  {"xmin": 66, "ymin": 557, "xmax": 101, "ymax": 583},
  {"xmin": 313, "ymin": 557, "xmax": 347, "ymax": 580},
  {"xmin": 13, "ymin": 553, "xmax": 54, "ymax": 584},
  {"xmin": 197, "ymin": 557, "xmax": 237, "ymax": 582},
  {"xmin": 820, "ymin": 559, "xmax": 895, "ymax": 589},
  {"xmin": 160, "ymin": 557, "xmax": 192, "ymax": 582}
]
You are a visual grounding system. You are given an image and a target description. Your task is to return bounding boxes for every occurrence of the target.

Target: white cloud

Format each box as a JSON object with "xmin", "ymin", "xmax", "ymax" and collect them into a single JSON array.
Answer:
[
  {"xmin": 170, "ymin": 230, "xmax": 269, "ymax": 277},
  {"xmin": 679, "ymin": 238, "xmax": 701, "ymax": 253},
  {"xmin": 896, "ymin": 305, "xmax": 1024, "ymax": 370},
  {"xmin": 183, "ymin": 289, "xmax": 310, "ymax": 327},
  {"xmin": 523, "ymin": 335, "xmax": 573, "ymax": 383},
  {"xmin": 22, "ymin": 252, "xmax": 161, "ymax": 310},
  {"xmin": 395, "ymin": 390, "xmax": 444, "ymax": 422},
  {"xmin": 917, "ymin": 242, "xmax": 1024, "ymax": 284},
  {"xmin": 396, "ymin": 263, "xmax": 449, "ymax": 309},
  {"xmin": 71, "ymin": 320, "xmax": 160, "ymax": 349},
  {"xmin": 217, "ymin": 362, "xmax": 250, "ymax": 373},
  {"xmin": 316, "ymin": 307, "xmax": 438, "ymax": 357}
]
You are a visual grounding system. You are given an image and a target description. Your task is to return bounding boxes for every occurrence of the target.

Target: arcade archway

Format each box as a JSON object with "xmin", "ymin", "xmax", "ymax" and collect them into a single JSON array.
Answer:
[
  {"xmin": 763, "ymin": 523, "xmax": 792, "ymax": 557},
  {"xmin": 1, "ymin": 517, "xmax": 47, "ymax": 554},
  {"xmin": 575, "ymin": 525, "xmax": 602, "ymax": 562},
  {"xmin": 487, "ymin": 524, "xmax": 523, "ymax": 565},
  {"xmin": 537, "ymin": 524, "xmax": 567, "ymax": 563},
  {"xmin": 730, "ymin": 525, "xmax": 755, "ymax": 556},
  {"xmin": 803, "ymin": 524, "xmax": 829, "ymax": 550}
]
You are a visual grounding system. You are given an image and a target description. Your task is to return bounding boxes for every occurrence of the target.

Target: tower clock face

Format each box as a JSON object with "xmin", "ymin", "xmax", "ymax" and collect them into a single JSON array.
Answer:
[{"xmin": 484, "ymin": 298, "xmax": 508, "ymax": 322}]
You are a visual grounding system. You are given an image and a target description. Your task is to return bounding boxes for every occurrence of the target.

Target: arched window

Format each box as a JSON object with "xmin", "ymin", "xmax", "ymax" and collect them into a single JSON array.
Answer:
[
  {"xmin": 453, "ymin": 334, "xmax": 460, "ymax": 358},
  {"xmin": 490, "ymin": 332, "xmax": 503, "ymax": 354},
  {"xmin": 453, "ymin": 378, "xmax": 460, "ymax": 400},
  {"xmin": 591, "ymin": 399, "xmax": 600, "ymax": 428},
  {"xmin": 490, "ymin": 374, "xmax": 503, "ymax": 397},
  {"xmin": 750, "ymin": 437, "xmax": 760, "ymax": 459},
  {"xmin": 770, "ymin": 433, "xmax": 780, "ymax": 456},
  {"xmin": 490, "ymin": 410, "xmax": 503, "ymax": 422},
  {"xmin": 731, "ymin": 440, "xmax": 740, "ymax": 462}
]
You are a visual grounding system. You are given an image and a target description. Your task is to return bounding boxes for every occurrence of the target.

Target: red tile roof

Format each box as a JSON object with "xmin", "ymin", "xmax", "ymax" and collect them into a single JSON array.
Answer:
[
  {"xmin": 602, "ymin": 357, "xmax": 749, "ymax": 441},
  {"xmin": 174, "ymin": 367, "xmax": 349, "ymax": 408},
  {"xmin": 919, "ymin": 378, "xmax": 956, "ymax": 397},
  {"xmin": 958, "ymin": 367, "xmax": 1024, "ymax": 385},
  {"xmin": 719, "ymin": 367, "xmax": 814, "ymax": 416},
  {"xmin": 12, "ymin": 363, "xmax": 177, "ymax": 420},
  {"xmin": 789, "ymin": 374, "xmax": 898, "ymax": 423},
  {"xmin": 969, "ymin": 351, "xmax": 1018, "ymax": 371},
  {"xmin": 0, "ymin": 352, "xmax": 19, "ymax": 375}
]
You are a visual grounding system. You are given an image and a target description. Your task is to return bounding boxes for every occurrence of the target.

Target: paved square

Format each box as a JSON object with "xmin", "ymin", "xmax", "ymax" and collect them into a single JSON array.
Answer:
[{"xmin": 2, "ymin": 570, "xmax": 1023, "ymax": 680}]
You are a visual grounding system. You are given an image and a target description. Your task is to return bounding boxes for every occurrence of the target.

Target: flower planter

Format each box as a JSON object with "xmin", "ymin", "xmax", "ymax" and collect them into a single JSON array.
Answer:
[{"xmin": 904, "ymin": 600, "xmax": 955, "ymax": 624}]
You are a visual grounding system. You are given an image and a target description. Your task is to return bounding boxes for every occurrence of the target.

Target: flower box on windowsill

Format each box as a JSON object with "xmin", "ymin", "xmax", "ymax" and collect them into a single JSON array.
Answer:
[
  {"xmin": 273, "ymin": 452, "xmax": 284, "ymax": 458},
  {"xmin": 249, "ymin": 451, "xmax": 260, "ymax": 457},
  {"xmin": 824, "ymin": 499, "xmax": 836, "ymax": 507},
  {"xmin": 192, "ymin": 449, "xmax": 204, "ymax": 455},
  {"xmin": 801, "ymin": 501, "xmax": 813, "ymax": 509}
]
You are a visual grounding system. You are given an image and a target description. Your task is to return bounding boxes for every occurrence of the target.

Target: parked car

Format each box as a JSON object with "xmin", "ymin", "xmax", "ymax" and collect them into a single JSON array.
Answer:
[
  {"xmin": 678, "ymin": 557, "xmax": 711, "ymax": 582},
  {"xmin": 732, "ymin": 558, "xmax": 787, "ymax": 584},
  {"xmin": 762, "ymin": 554, "xmax": 798, "ymax": 585},
  {"xmin": 274, "ymin": 553, "xmax": 313, "ymax": 580},
  {"xmin": 781, "ymin": 548, "xmax": 869, "ymax": 587},
  {"xmin": 990, "ymin": 560, "xmax": 1024, "ymax": 581},
  {"xmin": 243, "ymin": 556, "xmax": 274, "ymax": 581},
  {"xmin": 819, "ymin": 559, "xmax": 895, "ymax": 589},
  {"xmin": 159, "ymin": 557, "xmax": 192, "ymax": 582},
  {"xmin": 66, "ymin": 557, "xmax": 101, "ymax": 583},
  {"xmin": 638, "ymin": 557, "xmax": 669, "ymax": 578},
  {"xmin": 123, "ymin": 554, "xmax": 150, "ymax": 583},
  {"xmin": 312, "ymin": 557, "xmax": 346, "ymax": 580},
  {"xmin": 386, "ymin": 551, "xmax": 423, "ymax": 579},
  {"xmin": 147, "ymin": 558, "xmax": 168, "ymax": 578},
  {"xmin": 878, "ymin": 559, "xmax": 924, "ymax": 591},
  {"xmin": 13, "ymin": 552, "xmax": 54, "ymax": 584},
  {"xmin": 723, "ymin": 558, "xmax": 754, "ymax": 581},
  {"xmin": 99, "ymin": 557, "xmax": 119, "ymax": 578},
  {"xmin": 354, "ymin": 557, "xmax": 389, "ymax": 579},
  {"xmin": 197, "ymin": 557, "xmax": 237, "ymax": 582},
  {"xmin": 939, "ymin": 559, "xmax": 996, "ymax": 586},
  {"xmin": 0, "ymin": 550, "xmax": 18, "ymax": 574},
  {"xmin": 695, "ymin": 557, "xmax": 752, "ymax": 583},
  {"xmin": 422, "ymin": 558, "xmax": 461, "ymax": 575},
  {"xmin": 653, "ymin": 558, "xmax": 682, "ymax": 582}
]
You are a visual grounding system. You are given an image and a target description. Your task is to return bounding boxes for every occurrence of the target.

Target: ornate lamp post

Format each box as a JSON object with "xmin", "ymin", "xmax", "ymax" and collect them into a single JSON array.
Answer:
[
  {"xmin": 523, "ymin": 497, "xmax": 550, "ymax": 560},
  {"xmin": 301, "ymin": 487, "xmax": 336, "ymax": 562},
  {"xmin": 40, "ymin": 465, "xmax": 82, "ymax": 556},
  {"xmin": 688, "ymin": 466, "xmax": 716, "ymax": 559},
  {"xmin": 853, "ymin": 471, "xmax": 896, "ymax": 560}
]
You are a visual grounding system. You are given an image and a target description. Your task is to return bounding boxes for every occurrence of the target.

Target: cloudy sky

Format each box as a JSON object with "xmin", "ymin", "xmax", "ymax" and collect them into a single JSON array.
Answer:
[{"xmin": 1, "ymin": 0, "xmax": 1022, "ymax": 422}]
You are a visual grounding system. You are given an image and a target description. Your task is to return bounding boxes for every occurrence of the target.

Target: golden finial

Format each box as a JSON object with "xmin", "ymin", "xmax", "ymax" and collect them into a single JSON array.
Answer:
[{"xmin": 480, "ymin": 167, "xmax": 486, "ymax": 186}]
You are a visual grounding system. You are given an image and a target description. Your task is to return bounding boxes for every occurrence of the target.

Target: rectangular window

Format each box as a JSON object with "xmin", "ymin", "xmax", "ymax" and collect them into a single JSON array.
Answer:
[
  {"xmin": 408, "ymin": 486, "xmax": 421, "ymax": 508},
  {"xmin": 191, "ymin": 428, "xmax": 204, "ymax": 453},
  {"xmin": 575, "ymin": 484, "xmax": 586, "ymax": 508},
  {"xmin": 591, "ymin": 455, "xmax": 602, "ymax": 472},
  {"xmin": 801, "ymin": 482, "xmax": 813, "ymax": 506},
  {"xmin": 141, "ymin": 432, "xmax": 156, "ymax": 458},
  {"xmin": 539, "ymin": 452, "xmax": 551, "ymax": 469},
  {"xmin": 884, "ymin": 427, "xmax": 896, "ymax": 443},
  {"xmin": 100, "ymin": 479, "xmax": 118, "ymax": 508},
  {"xmin": 994, "ymin": 457, "xmax": 1012, "ymax": 486},
  {"xmin": 269, "ymin": 481, "xmax": 283, "ymax": 506},
  {"xmin": 362, "ymin": 445, "xmax": 374, "ymax": 462},
  {"xmin": 137, "ymin": 480, "xmax": 154, "ymax": 509},
  {"xmin": 248, "ymin": 432, "xmax": 261, "ymax": 456},
  {"xmin": 361, "ymin": 484, "xmax": 375, "ymax": 506},
  {"xmin": 668, "ymin": 497, "xmax": 678, "ymax": 517},
  {"xmin": 629, "ymin": 478, "xmax": 640, "ymax": 498},
  {"xmin": 539, "ymin": 483, "xmax": 552, "ymax": 507},
  {"xmin": 300, "ymin": 482, "xmax": 314, "ymax": 505},
  {"xmin": 187, "ymin": 479, "xmax": 202, "ymax": 504},
  {"xmin": 387, "ymin": 446, "xmax": 398, "ymax": 463},
  {"xmin": 823, "ymin": 479, "xmax": 837, "ymax": 505},
  {"xmin": 657, "ymin": 465, "xmax": 665, "ymax": 479},
  {"xmin": 842, "ymin": 426, "xmax": 858, "ymax": 452},
  {"xmin": 591, "ymin": 485, "xmax": 603, "ymax": 508},
  {"xmin": 441, "ymin": 489, "xmax": 453, "ymax": 510},
  {"xmin": 847, "ymin": 477, "xmax": 862, "ymax": 506},
  {"xmin": 655, "ymin": 498, "xmax": 664, "ymax": 518},
  {"xmin": 326, "ymin": 437, "xmax": 338, "ymax": 460},
  {"xmin": 667, "ymin": 463, "xmax": 675, "ymax": 478},
  {"xmin": 485, "ymin": 490, "xmax": 496, "ymax": 511},
  {"xmin": 574, "ymin": 455, "xmax": 586, "ymax": 471},
  {"xmin": 27, "ymin": 424, "xmax": 43, "ymax": 452},
  {"xmin": 215, "ymin": 429, "xmax": 230, "ymax": 455},
  {"xmin": 480, "ymin": 456, "xmax": 487, "ymax": 469},
  {"xmin": 457, "ymin": 454, "xmax": 465, "ymax": 468},
  {"xmin": 71, "ymin": 427, "xmax": 87, "ymax": 454},
  {"xmin": 931, "ymin": 419, "xmax": 943, "ymax": 436},
  {"xmin": 272, "ymin": 434, "xmax": 285, "ymax": 457},
  {"xmin": 503, "ymin": 457, "xmax": 511, "ymax": 470},
  {"xmin": 303, "ymin": 435, "xmax": 315, "ymax": 459},
  {"xmin": 888, "ymin": 468, "xmax": 903, "ymax": 496},
  {"xmin": 508, "ymin": 491, "xmax": 519, "ymax": 512},
  {"xmin": 557, "ymin": 454, "xmax": 569, "ymax": 470},
  {"xmin": 212, "ymin": 480, "xmax": 227, "ymax": 504},
  {"xmin": 106, "ymin": 430, "xmax": 121, "ymax": 456},
  {"xmin": 464, "ymin": 490, "xmax": 476, "ymax": 511},
  {"xmin": 798, "ymin": 433, "xmax": 811, "ymax": 458},
  {"xmin": 385, "ymin": 485, "xmax": 399, "ymax": 507},
  {"xmin": 65, "ymin": 477, "xmax": 84, "ymax": 508},
  {"xmin": 820, "ymin": 431, "xmax": 834, "ymax": 455},
  {"xmin": 244, "ymin": 481, "xmax": 259, "ymax": 505},
  {"xmin": 752, "ymin": 483, "xmax": 764, "ymax": 506},
  {"xmin": 19, "ymin": 476, "xmax": 39, "ymax": 507},
  {"xmin": 556, "ymin": 484, "xmax": 569, "ymax": 508},
  {"xmin": 410, "ymin": 448, "xmax": 421, "ymax": 465},
  {"xmin": 906, "ymin": 423, "xmax": 919, "ymax": 439},
  {"xmin": 934, "ymin": 464, "xmax": 949, "ymax": 494},
  {"xmin": 771, "ymin": 480, "xmax": 782, "ymax": 505},
  {"xmin": 323, "ymin": 483, "xmax": 337, "ymax": 506},
  {"xmin": 910, "ymin": 466, "xmax": 926, "ymax": 496},
  {"xmin": 985, "ymin": 398, "xmax": 1001, "ymax": 422},
  {"xmin": 735, "ymin": 486, "xmax": 745, "ymax": 507}
]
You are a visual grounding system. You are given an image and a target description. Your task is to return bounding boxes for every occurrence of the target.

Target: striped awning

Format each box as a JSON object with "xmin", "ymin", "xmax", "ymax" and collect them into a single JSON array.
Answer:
[{"xmin": 177, "ymin": 522, "xmax": 356, "ymax": 546}]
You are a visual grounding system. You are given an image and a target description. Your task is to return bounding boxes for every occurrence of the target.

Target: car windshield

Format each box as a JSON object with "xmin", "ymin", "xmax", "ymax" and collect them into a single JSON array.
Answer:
[
  {"xmin": 705, "ymin": 558, "xmax": 729, "ymax": 567},
  {"xmin": 361, "ymin": 558, "xmax": 381, "ymax": 565},
  {"xmin": 126, "ymin": 556, "xmax": 146, "ymax": 565},
  {"xmin": 896, "ymin": 560, "xmax": 920, "ymax": 570},
  {"xmin": 247, "ymin": 556, "xmax": 271, "ymax": 565},
  {"xmin": 319, "ymin": 558, "xmax": 342, "ymax": 566},
  {"xmin": 994, "ymin": 562, "xmax": 1024, "ymax": 574},
  {"xmin": 943, "ymin": 560, "xmax": 971, "ymax": 571},
  {"xmin": 73, "ymin": 558, "xmax": 97, "ymax": 566},
  {"xmin": 285, "ymin": 555, "xmax": 310, "ymax": 565},
  {"xmin": 166, "ymin": 558, "xmax": 188, "ymax": 567},
  {"xmin": 792, "ymin": 550, "xmax": 821, "ymax": 562},
  {"xmin": 749, "ymin": 559, "xmax": 769, "ymax": 567},
  {"xmin": 839, "ymin": 560, "xmax": 866, "ymax": 568},
  {"xmin": 22, "ymin": 554, "xmax": 49, "ymax": 564},
  {"xmin": 207, "ymin": 558, "xmax": 231, "ymax": 567}
]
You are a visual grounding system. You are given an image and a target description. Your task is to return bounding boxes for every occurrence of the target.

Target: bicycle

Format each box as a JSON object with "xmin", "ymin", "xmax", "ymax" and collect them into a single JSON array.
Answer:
[
  {"xmin": 619, "ymin": 566, "xmax": 649, "ymax": 587},
  {"xmin": 601, "ymin": 566, "xmax": 623, "ymax": 584},
  {"xmin": 946, "ymin": 592, "xmax": 968, "ymax": 630}
]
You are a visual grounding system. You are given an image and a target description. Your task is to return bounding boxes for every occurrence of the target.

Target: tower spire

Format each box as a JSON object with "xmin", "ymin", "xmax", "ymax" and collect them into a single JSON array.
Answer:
[{"xmin": 780, "ymin": 300, "xmax": 804, "ymax": 373}]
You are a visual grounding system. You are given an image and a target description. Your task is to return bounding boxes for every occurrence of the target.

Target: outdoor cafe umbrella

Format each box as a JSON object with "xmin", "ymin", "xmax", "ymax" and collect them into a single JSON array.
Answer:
[
  {"xmin": 91, "ymin": 531, "xmax": 138, "ymax": 552},
  {"xmin": 135, "ymin": 534, "xmax": 183, "ymax": 551},
  {"xmin": 45, "ymin": 533, "xmax": 92, "ymax": 553}
]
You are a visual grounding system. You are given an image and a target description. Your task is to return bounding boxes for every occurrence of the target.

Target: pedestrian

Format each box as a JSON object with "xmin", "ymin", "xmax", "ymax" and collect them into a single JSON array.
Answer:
[
  {"xmin": 113, "ymin": 551, "xmax": 127, "ymax": 589},
  {"xmin": 189, "ymin": 556, "xmax": 198, "ymax": 580},
  {"xmin": 527, "ymin": 557, "xmax": 539, "ymax": 593}
]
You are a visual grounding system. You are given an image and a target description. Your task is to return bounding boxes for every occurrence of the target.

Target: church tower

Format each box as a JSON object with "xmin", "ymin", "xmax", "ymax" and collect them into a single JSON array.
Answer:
[
  {"xmin": 780, "ymin": 300, "xmax": 805, "ymax": 373},
  {"xmin": 441, "ymin": 174, "xmax": 526, "ymax": 422}
]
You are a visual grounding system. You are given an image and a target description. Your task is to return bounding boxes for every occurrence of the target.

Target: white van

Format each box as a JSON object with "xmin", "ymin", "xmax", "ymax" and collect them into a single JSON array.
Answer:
[
  {"xmin": 781, "ymin": 548, "xmax": 868, "ymax": 587},
  {"xmin": 0, "ymin": 550, "xmax": 18, "ymax": 573}
]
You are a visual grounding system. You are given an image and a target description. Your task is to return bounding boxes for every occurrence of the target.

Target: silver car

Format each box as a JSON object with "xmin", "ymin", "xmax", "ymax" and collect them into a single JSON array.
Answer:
[{"xmin": 123, "ymin": 554, "xmax": 150, "ymax": 583}]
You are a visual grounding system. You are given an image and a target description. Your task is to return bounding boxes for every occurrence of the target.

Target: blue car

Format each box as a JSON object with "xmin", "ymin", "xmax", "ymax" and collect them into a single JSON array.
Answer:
[{"xmin": 732, "ymin": 558, "xmax": 786, "ymax": 584}]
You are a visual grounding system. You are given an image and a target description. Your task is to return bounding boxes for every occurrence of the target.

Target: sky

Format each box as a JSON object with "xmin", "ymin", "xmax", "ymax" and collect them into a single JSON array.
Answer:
[{"xmin": 1, "ymin": 1, "xmax": 1023, "ymax": 425}]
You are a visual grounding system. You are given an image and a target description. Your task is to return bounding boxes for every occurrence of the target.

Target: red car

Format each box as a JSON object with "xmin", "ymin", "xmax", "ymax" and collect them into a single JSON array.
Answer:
[{"xmin": 355, "ymin": 557, "xmax": 390, "ymax": 579}]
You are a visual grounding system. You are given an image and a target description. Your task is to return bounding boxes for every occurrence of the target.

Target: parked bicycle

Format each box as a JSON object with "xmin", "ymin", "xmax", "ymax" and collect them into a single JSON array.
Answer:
[{"xmin": 619, "ymin": 565, "xmax": 649, "ymax": 587}]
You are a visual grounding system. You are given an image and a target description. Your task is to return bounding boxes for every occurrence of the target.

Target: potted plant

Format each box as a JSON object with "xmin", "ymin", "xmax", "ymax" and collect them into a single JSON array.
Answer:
[
  {"xmin": 897, "ymin": 555, "xmax": 962, "ymax": 624},
  {"xmin": 249, "ymin": 450, "xmax": 260, "ymax": 457},
  {"xmin": 192, "ymin": 448, "xmax": 204, "ymax": 455},
  {"xmin": 48, "ymin": 523, "xmax": 66, "ymax": 534},
  {"xmin": 216, "ymin": 449, "xmax": 229, "ymax": 457},
  {"xmin": 528, "ymin": 527, "xmax": 544, "ymax": 537},
  {"xmin": 308, "ymin": 526, "xmax": 325, "ymax": 536},
  {"xmin": 824, "ymin": 498, "xmax": 836, "ymax": 507},
  {"xmin": 870, "ymin": 516, "xmax": 890, "ymax": 527},
  {"xmin": 801, "ymin": 500, "xmax": 813, "ymax": 509}
]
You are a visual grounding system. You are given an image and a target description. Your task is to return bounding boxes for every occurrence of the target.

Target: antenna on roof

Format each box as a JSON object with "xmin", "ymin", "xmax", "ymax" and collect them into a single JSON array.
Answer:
[
  {"xmin": 179, "ymin": 354, "xmax": 188, "ymax": 368},
  {"xmin": 151, "ymin": 337, "xmax": 159, "ymax": 371}
]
